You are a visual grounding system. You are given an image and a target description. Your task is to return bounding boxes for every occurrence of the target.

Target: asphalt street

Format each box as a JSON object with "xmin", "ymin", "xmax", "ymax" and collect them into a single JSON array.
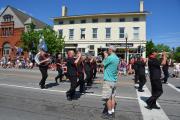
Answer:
[{"xmin": 0, "ymin": 68, "xmax": 179, "ymax": 120}]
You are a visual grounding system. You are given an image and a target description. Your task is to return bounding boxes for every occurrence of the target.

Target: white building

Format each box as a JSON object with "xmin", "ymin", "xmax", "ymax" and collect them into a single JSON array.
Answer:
[{"xmin": 53, "ymin": 0, "xmax": 148, "ymax": 59}]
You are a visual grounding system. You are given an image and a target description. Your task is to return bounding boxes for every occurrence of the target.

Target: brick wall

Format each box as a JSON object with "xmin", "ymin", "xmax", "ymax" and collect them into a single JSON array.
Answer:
[{"xmin": 0, "ymin": 27, "xmax": 25, "ymax": 58}]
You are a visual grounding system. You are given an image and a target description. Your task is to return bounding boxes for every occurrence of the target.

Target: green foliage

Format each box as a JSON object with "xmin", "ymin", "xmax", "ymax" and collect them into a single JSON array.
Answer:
[
  {"xmin": 21, "ymin": 25, "xmax": 64, "ymax": 54},
  {"xmin": 146, "ymin": 40, "xmax": 155, "ymax": 57},
  {"xmin": 174, "ymin": 47, "xmax": 180, "ymax": 62},
  {"xmin": 40, "ymin": 26, "xmax": 65, "ymax": 54},
  {"xmin": 21, "ymin": 28, "xmax": 40, "ymax": 53},
  {"xmin": 154, "ymin": 44, "xmax": 171, "ymax": 52}
]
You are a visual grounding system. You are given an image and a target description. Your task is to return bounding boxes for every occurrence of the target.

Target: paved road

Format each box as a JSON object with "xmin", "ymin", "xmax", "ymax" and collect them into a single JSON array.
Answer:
[{"xmin": 0, "ymin": 68, "xmax": 179, "ymax": 120}]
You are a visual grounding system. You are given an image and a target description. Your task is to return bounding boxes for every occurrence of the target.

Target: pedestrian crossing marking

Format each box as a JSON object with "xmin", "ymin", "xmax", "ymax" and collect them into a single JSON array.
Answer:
[
  {"xmin": 136, "ymin": 85, "xmax": 169, "ymax": 120},
  {"xmin": 167, "ymin": 82, "xmax": 180, "ymax": 93}
]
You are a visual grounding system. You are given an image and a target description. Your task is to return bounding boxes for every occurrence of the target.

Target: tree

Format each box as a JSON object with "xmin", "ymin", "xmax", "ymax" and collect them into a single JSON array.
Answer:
[
  {"xmin": 154, "ymin": 44, "xmax": 171, "ymax": 53},
  {"xmin": 21, "ymin": 24, "xmax": 40, "ymax": 53},
  {"xmin": 174, "ymin": 47, "xmax": 180, "ymax": 62},
  {"xmin": 146, "ymin": 39, "xmax": 155, "ymax": 57},
  {"xmin": 40, "ymin": 26, "xmax": 65, "ymax": 54},
  {"xmin": 21, "ymin": 25, "xmax": 65, "ymax": 54}
]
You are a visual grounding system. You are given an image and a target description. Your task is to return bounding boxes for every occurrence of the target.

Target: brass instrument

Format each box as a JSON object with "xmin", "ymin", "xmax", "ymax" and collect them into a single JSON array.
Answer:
[{"xmin": 35, "ymin": 52, "xmax": 51, "ymax": 66}]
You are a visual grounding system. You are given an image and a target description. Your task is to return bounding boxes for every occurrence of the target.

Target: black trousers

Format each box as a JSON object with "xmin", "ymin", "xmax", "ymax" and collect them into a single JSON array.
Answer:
[
  {"xmin": 93, "ymin": 68, "xmax": 97, "ymax": 79},
  {"xmin": 147, "ymin": 79, "xmax": 163, "ymax": 107},
  {"xmin": 134, "ymin": 70, "xmax": 139, "ymax": 83},
  {"xmin": 163, "ymin": 70, "xmax": 169, "ymax": 83},
  {"xmin": 86, "ymin": 71, "xmax": 92, "ymax": 86},
  {"xmin": 67, "ymin": 76, "xmax": 77, "ymax": 98},
  {"xmin": 55, "ymin": 67, "xmax": 63, "ymax": 81},
  {"xmin": 138, "ymin": 75, "xmax": 146, "ymax": 90},
  {"xmin": 39, "ymin": 66, "xmax": 48, "ymax": 87},
  {"xmin": 76, "ymin": 73, "xmax": 85, "ymax": 93}
]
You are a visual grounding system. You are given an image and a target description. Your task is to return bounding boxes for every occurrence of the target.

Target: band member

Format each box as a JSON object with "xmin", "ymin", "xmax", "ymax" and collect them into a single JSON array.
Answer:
[
  {"xmin": 84, "ymin": 55, "xmax": 93, "ymax": 86},
  {"xmin": 76, "ymin": 52, "xmax": 86, "ymax": 93},
  {"xmin": 35, "ymin": 48, "xmax": 50, "ymax": 89},
  {"xmin": 66, "ymin": 50, "xmax": 81, "ymax": 100},
  {"xmin": 92, "ymin": 58, "xmax": 97, "ymax": 79},
  {"xmin": 102, "ymin": 46, "xmax": 119, "ymax": 119},
  {"xmin": 133, "ymin": 58, "xmax": 139, "ymax": 84},
  {"xmin": 146, "ymin": 50, "xmax": 167, "ymax": 109},
  {"xmin": 137, "ymin": 57, "xmax": 147, "ymax": 92},
  {"xmin": 55, "ymin": 54, "xmax": 63, "ymax": 83},
  {"xmin": 35, "ymin": 37, "xmax": 50, "ymax": 89}
]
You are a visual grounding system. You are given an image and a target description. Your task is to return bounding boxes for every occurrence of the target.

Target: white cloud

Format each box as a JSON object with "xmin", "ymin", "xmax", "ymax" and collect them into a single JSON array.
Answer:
[{"xmin": 0, "ymin": 7, "xmax": 5, "ymax": 14}]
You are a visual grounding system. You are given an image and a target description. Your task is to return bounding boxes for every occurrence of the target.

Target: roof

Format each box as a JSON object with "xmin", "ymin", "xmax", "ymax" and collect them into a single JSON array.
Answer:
[
  {"xmin": 52, "ymin": 11, "xmax": 149, "ymax": 20},
  {"xmin": 0, "ymin": 5, "xmax": 48, "ymax": 29}
]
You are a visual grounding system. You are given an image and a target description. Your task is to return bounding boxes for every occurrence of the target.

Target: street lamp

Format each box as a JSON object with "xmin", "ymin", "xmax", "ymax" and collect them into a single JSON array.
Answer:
[{"xmin": 125, "ymin": 33, "xmax": 128, "ymax": 63}]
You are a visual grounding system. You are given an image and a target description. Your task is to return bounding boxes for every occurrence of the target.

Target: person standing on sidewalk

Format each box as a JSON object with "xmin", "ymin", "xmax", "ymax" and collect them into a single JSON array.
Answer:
[
  {"xmin": 162, "ymin": 58, "xmax": 169, "ymax": 84},
  {"xmin": 146, "ymin": 50, "xmax": 167, "ymax": 110},
  {"xmin": 102, "ymin": 46, "xmax": 120, "ymax": 119}
]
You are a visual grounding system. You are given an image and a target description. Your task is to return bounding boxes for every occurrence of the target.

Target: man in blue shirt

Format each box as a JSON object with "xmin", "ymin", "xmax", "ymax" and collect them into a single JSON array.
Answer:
[{"xmin": 102, "ymin": 46, "xmax": 120, "ymax": 118}]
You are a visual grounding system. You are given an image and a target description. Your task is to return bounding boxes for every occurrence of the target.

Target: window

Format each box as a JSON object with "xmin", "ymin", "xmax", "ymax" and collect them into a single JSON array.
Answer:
[
  {"xmin": 133, "ymin": 27, "xmax": 140, "ymax": 39},
  {"xmin": 69, "ymin": 29, "xmax": 74, "ymax": 39},
  {"xmin": 106, "ymin": 18, "xmax": 111, "ymax": 22},
  {"xmin": 106, "ymin": 28, "xmax": 111, "ymax": 39},
  {"xmin": 81, "ymin": 20, "xmax": 86, "ymax": 23},
  {"xmin": 92, "ymin": 28, "xmax": 98, "ymax": 39},
  {"xmin": 133, "ymin": 17, "xmax": 139, "ymax": 22},
  {"xmin": 59, "ymin": 21, "xmax": 63, "ymax": 25},
  {"xmin": 92, "ymin": 19, "xmax": 98, "ymax": 23},
  {"xmin": 119, "ymin": 18, "xmax": 125, "ymax": 22},
  {"xmin": 119, "ymin": 27, "xmax": 125, "ymax": 38},
  {"xmin": 3, "ymin": 14, "xmax": 13, "ymax": 22},
  {"xmin": 89, "ymin": 45, "xmax": 94, "ymax": 50},
  {"xmin": 78, "ymin": 48, "xmax": 85, "ymax": 53},
  {"xmin": 1, "ymin": 27, "xmax": 13, "ymax": 36},
  {"xmin": 81, "ymin": 28, "xmax": 85, "ymax": 39},
  {"xmin": 3, "ymin": 43, "xmax": 11, "ymax": 56},
  {"xmin": 59, "ymin": 29, "xmax": 63, "ymax": 36},
  {"xmin": 69, "ymin": 20, "xmax": 74, "ymax": 24}
]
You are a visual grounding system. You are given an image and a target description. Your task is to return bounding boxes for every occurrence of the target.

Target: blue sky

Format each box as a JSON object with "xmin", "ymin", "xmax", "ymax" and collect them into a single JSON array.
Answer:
[{"xmin": 0, "ymin": 0, "xmax": 180, "ymax": 48}]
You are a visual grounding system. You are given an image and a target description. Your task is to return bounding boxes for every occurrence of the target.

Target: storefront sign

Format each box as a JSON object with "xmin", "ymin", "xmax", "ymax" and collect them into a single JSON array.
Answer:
[{"xmin": 106, "ymin": 43, "xmax": 133, "ymax": 47}]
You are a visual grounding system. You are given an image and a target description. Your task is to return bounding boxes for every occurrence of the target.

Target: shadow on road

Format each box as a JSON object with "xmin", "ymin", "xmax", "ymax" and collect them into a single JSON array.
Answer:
[
  {"xmin": 45, "ymin": 83, "xmax": 59, "ymax": 88},
  {"xmin": 140, "ymin": 96, "xmax": 149, "ymax": 102}
]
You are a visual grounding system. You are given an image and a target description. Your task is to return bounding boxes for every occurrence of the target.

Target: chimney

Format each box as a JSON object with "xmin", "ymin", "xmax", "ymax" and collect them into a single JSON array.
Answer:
[
  {"xmin": 62, "ymin": 6, "xmax": 67, "ymax": 17},
  {"xmin": 140, "ymin": 0, "xmax": 144, "ymax": 12}
]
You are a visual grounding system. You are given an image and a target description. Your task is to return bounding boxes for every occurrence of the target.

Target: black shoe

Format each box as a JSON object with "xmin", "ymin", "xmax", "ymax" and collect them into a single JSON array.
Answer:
[
  {"xmin": 40, "ymin": 85, "xmax": 46, "ymax": 89},
  {"xmin": 152, "ymin": 105, "xmax": 161, "ymax": 109},
  {"xmin": 163, "ymin": 82, "xmax": 168, "ymax": 84},
  {"xmin": 145, "ymin": 105, "xmax": 152, "ymax": 110},
  {"xmin": 138, "ymin": 89, "xmax": 144, "ymax": 92},
  {"xmin": 67, "ymin": 96, "xmax": 72, "ymax": 101}
]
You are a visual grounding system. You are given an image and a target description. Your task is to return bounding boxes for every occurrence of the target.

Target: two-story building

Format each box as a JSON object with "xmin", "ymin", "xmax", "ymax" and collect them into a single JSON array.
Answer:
[
  {"xmin": 53, "ymin": 0, "xmax": 148, "ymax": 59},
  {"xmin": 0, "ymin": 5, "xmax": 47, "ymax": 58}
]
